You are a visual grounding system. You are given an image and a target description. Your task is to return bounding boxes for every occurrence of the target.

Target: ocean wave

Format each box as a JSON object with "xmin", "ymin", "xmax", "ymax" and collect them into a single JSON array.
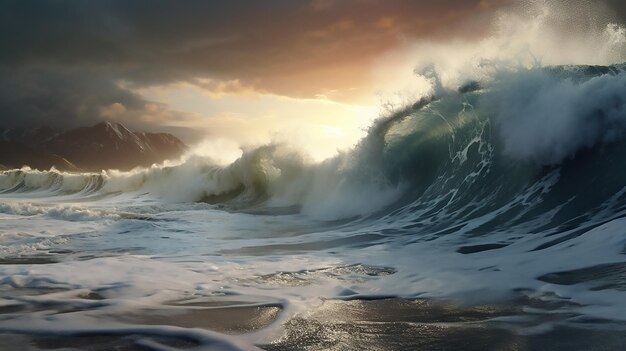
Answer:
[{"xmin": 1, "ymin": 64, "xmax": 626, "ymax": 226}]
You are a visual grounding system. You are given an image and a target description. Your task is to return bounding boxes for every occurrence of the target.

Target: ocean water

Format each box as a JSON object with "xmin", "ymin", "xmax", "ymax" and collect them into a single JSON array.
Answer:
[{"xmin": 2, "ymin": 65, "xmax": 626, "ymax": 350}]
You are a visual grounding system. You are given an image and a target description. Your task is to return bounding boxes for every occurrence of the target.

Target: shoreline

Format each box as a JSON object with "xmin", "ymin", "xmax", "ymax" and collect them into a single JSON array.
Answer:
[{"xmin": 2, "ymin": 296, "xmax": 626, "ymax": 350}]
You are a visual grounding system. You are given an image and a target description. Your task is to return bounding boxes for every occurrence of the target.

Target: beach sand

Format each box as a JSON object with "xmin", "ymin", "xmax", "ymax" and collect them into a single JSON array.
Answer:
[{"xmin": 2, "ymin": 295, "xmax": 626, "ymax": 350}]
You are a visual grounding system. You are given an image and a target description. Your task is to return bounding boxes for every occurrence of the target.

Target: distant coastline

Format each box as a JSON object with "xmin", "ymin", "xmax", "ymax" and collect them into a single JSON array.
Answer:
[{"xmin": 0, "ymin": 122, "xmax": 187, "ymax": 172}]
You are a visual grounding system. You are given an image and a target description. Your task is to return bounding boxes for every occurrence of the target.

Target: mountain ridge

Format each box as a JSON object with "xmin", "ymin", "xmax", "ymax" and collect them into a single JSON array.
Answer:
[{"xmin": 0, "ymin": 122, "xmax": 187, "ymax": 172}]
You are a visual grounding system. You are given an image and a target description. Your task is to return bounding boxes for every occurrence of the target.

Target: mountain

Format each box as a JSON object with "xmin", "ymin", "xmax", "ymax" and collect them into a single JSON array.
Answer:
[
  {"xmin": 0, "ymin": 141, "xmax": 78, "ymax": 171},
  {"xmin": 0, "ymin": 122, "xmax": 187, "ymax": 172},
  {"xmin": 0, "ymin": 126, "xmax": 58, "ymax": 146}
]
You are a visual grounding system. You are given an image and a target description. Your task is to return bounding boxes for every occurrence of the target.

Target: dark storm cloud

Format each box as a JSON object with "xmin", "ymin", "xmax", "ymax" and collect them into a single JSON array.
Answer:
[
  {"xmin": 0, "ymin": 0, "xmax": 505, "ymax": 83},
  {"xmin": 0, "ymin": 67, "xmax": 142, "ymax": 128},
  {"xmin": 0, "ymin": 0, "xmax": 623, "ymax": 132}
]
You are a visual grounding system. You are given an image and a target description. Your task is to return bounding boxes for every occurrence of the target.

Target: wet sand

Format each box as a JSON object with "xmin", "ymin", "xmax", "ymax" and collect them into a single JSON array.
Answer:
[
  {"xmin": 115, "ymin": 303, "xmax": 283, "ymax": 334},
  {"xmin": 0, "ymin": 288, "xmax": 280, "ymax": 350},
  {"xmin": 262, "ymin": 298, "xmax": 626, "ymax": 351},
  {"xmin": 1, "ymin": 296, "xmax": 626, "ymax": 350}
]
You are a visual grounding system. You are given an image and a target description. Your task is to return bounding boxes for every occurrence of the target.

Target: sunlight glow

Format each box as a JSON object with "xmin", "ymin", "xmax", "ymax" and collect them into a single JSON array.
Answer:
[{"xmin": 135, "ymin": 82, "xmax": 379, "ymax": 161}]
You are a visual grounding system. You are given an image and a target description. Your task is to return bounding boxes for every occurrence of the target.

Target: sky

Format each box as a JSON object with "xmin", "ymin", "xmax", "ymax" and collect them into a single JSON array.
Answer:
[{"xmin": 1, "ymin": 0, "xmax": 626, "ymax": 160}]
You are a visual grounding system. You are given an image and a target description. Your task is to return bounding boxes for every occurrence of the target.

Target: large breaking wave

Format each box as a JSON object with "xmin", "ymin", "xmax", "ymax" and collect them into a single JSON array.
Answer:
[
  {"xmin": 4, "ymin": 63, "xmax": 626, "ymax": 323},
  {"xmin": 3, "ymin": 63, "xmax": 626, "ymax": 226}
]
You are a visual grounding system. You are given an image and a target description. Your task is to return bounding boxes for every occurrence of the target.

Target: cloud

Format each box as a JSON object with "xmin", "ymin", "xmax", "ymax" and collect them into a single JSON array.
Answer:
[
  {"xmin": 0, "ymin": 65, "xmax": 204, "ymax": 142},
  {"xmin": 0, "ymin": 0, "xmax": 624, "ymax": 138},
  {"xmin": 100, "ymin": 102, "xmax": 127, "ymax": 119},
  {"xmin": 191, "ymin": 78, "xmax": 259, "ymax": 97},
  {"xmin": 0, "ymin": 1, "xmax": 508, "ymax": 95},
  {"xmin": 374, "ymin": 16, "xmax": 395, "ymax": 29},
  {"xmin": 0, "ymin": 66, "xmax": 143, "ymax": 128}
]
